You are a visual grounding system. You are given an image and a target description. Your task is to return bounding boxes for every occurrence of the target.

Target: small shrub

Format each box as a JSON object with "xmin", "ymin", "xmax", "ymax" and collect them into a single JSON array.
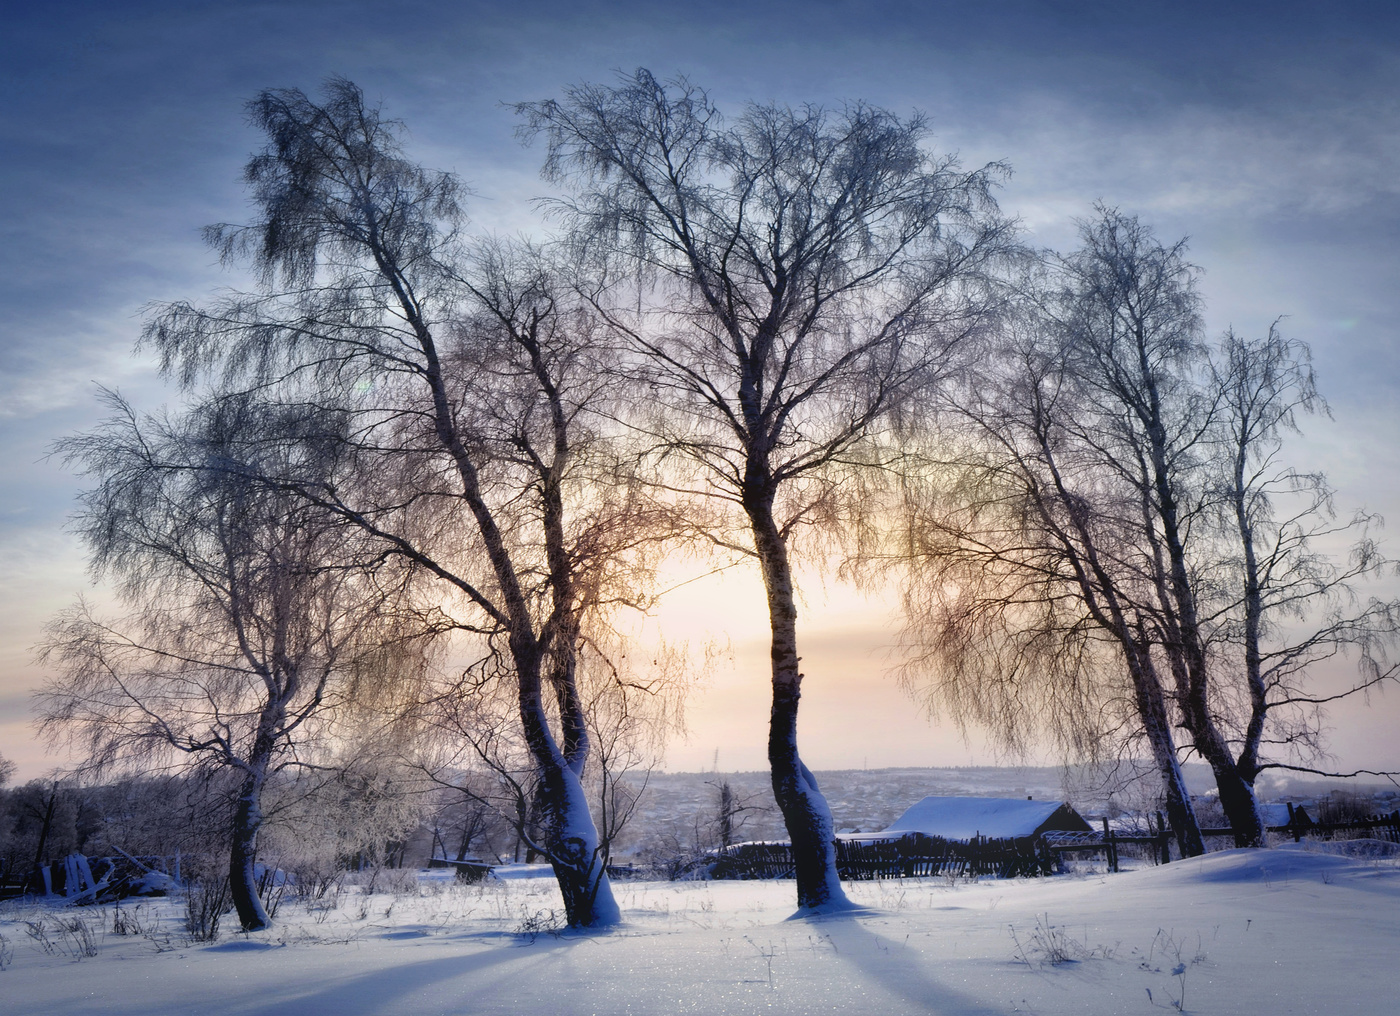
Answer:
[
  {"xmin": 56, "ymin": 915, "xmax": 102, "ymax": 959},
  {"xmin": 1138, "ymin": 927, "xmax": 1207, "ymax": 1012},
  {"xmin": 111, "ymin": 902, "xmax": 152, "ymax": 937},
  {"xmin": 184, "ymin": 878, "xmax": 233, "ymax": 942},
  {"xmin": 23, "ymin": 920, "xmax": 57, "ymax": 956},
  {"xmin": 255, "ymin": 865, "xmax": 288, "ymax": 920},
  {"xmin": 1317, "ymin": 791, "xmax": 1378, "ymax": 826},
  {"xmin": 514, "ymin": 908, "xmax": 561, "ymax": 942},
  {"xmin": 288, "ymin": 862, "xmax": 346, "ymax": 904},
  {"xmin": 745, "ymin": 937, "xmax": 779, "ymax": 988},
  {"xmin": 1010, "ymin": 913, "xmax": 1114, "ymax": 967},
  {"xmin": 22, "ymin": 916, "xmax": 103, "ymax": 960},
  {"xmin": 358, "ymin": 865, "xmax": 419, "ymax": 896},
  {"xmin": 109, "ymin": 900, "xmax": 177, "ymax": 951}
]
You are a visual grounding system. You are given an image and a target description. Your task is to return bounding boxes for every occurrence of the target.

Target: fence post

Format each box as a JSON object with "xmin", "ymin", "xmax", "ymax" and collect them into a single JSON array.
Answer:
[
  {"xmin": 1157, "ymin": 811, "xmax": 1171, "ymax": 864},
  {"xmin": 1286, "ymin": 802, "xmax": 1302, "ymax": 842},
  {"xmin": 1101, "ymin": 817, "xmax": 1118, "ymax": 873}
]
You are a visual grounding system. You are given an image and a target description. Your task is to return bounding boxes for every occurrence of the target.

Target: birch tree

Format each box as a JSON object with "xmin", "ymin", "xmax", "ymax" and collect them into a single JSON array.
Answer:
[
  {"xmin": 517, "ymin": 70, "xmax": 1011, "ymax": 909},
  {"xmin": 1206, "ymin": 327, "xmax": 1399, "ymax": 796},
  {"xmin": 902, "ymin": 209, "xmax": 1398, "ymax": 852},
  {"xmin": 141, "ymin": 81, "xmax": 662, "ymax": 925},
  {"xmin": 897, "ymin": 300, "xmax": 1209, "ymax": 856},
  {"xmin": 39, "ymin": 393, "xmax": 416, "ymax": 930}
]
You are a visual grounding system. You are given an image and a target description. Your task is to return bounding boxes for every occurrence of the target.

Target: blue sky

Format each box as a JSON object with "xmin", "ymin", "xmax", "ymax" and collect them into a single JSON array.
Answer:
[{"xmin": 3, "ymin": 0, "xmax": 1397, "ymax": 779}]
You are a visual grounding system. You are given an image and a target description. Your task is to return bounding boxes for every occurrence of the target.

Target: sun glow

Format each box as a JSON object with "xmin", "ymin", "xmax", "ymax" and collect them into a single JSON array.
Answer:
[{"xmin": 630, "ymin": 558, "xmax": 1000, "ymax": 773}]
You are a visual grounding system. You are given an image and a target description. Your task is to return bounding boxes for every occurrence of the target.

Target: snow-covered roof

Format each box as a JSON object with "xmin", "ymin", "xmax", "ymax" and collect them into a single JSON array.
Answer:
[
  {"xmin": 1258, "ymin": 802, "xmax": 1307, "ymax": 827},
  {"xmin": 874, "ymin": 796, "xmax": 1083, "ymax": 840}
]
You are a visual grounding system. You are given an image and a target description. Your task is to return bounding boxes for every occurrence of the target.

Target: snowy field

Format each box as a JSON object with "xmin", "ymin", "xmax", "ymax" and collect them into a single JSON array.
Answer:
[{"xmin": 4, "ymin": 843, "xmax": 1398, "ymax": 1015}]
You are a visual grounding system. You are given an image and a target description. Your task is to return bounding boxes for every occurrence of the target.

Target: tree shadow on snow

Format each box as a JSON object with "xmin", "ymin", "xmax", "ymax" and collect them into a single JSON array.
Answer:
[
  {"xmin": 225, "ymin": 938, "xmax": 574, "ymax": 1016},
  {"xmin": 799, "ymin": 909, "xmax": 1012, "ymax": 1016}
]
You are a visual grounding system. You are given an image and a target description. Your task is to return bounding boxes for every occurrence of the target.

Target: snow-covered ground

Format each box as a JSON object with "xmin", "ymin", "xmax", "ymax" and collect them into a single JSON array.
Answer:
[{"xmin": 3, "ymin": 843, "xmax": 1396, "ymax": 1015}]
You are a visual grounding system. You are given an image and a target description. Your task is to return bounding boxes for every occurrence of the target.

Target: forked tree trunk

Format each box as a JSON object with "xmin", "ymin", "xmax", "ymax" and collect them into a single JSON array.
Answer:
[
  {"xmin": 516, "ymin": 641, "xmax": 620, "ymax": 928},
  {"xmin": 1155, "ymin": 642, "xmax": 1266, "ymax": 848},
  {"xmin": 1164, "ymin": 623, "xmax": 1266, "ymax": 847},
  {"xmin": 1159, "ymin": 607, "xmax": 1266, "ymax": 847},
  {"xmin": 1189, "ymin": 718, "xmax": 1267, "ymax": 848},
  {"xmin": 1217, "ymin": 769, "xmax": 1266, "ymax": 848},
  {"xmin": 1141, "ymin": 387, "xmax": 1267, "ymax": 850},
  {"xmin": 748, "ymin": 498, "xmax": 849, "ymax": 911},
  {"xmin": 535, "ymin": 758, "xmax": 620, "ymax": 927},
  {"xmin": 229, "ymin": 766, "xmax": 271, "ymax": 932},
  {"xmin": 1040, "ymin": 440, "xmax": 1207, "ymax": 860}
]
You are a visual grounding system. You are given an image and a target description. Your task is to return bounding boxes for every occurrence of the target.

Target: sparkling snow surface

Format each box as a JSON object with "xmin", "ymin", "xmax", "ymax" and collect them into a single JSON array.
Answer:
[{"xmin": 3, "ymin": 845, "xmax": 1396, "ymax": 1015}]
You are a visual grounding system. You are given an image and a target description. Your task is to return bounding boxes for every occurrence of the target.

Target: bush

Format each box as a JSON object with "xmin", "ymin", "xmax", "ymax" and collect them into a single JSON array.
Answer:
[{"xmin": 184, "ymin": 877, "xmax": 232, "ymax": 942}]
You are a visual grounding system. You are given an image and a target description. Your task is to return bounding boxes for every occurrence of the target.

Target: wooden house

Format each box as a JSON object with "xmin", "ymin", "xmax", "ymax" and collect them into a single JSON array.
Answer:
[{"xmin": 843, "ymin": 796, "xmax": 1091, "ymax": 845}]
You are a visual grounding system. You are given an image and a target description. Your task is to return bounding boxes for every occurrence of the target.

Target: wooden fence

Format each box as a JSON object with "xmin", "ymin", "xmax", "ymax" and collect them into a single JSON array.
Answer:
[
  {"xmin": 713, "ymin": 833, "xmax": 1054, "ymax": 881},
  {"xmin": 1045, "ymin": 816, "xmax": 1172, "ymax": 872},
  {"xmin": 710, "ymin": 809, "xmax": 1400, "ymax": 881},
  {"xmin": 1245, "ymin": 805, "xmax": 1398, "ymax": 845},
  {"xmin": 1044, "ymin": 807, "xmax": 1400, "ymax": 872}
]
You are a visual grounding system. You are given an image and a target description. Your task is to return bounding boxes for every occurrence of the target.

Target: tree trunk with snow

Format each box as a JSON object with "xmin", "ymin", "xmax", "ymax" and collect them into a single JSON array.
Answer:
[
  {"xmin": 748, "ymin": 493, "xmax": 848, "ymax": 910},
  {"xmin": 1127, "ymin": 641, "xmax": 1205, "ymax": 857},
  {"xmin": 515, "ymin": 636, "xmax": 619, "ymax": 927},
  {"xmin": 228, "ymin": 761, "xmax": 271, "ymax": 932}
]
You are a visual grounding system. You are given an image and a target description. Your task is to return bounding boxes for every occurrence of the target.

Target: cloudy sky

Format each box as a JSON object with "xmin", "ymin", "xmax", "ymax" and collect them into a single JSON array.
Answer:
[{"xmin": 3, "ymin": 0, "xmax": 1397, "ymax": 781}]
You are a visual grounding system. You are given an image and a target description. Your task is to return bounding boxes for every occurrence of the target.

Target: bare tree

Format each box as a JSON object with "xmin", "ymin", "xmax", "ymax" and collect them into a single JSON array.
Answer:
[
  {"xmin": 38, "ymin": 393, "xmax": 417, "ymax": 930},
  {"xmin": 142, "ymin": 81, "xmax": 669, "ymax": 926},
  {"xmin": 902, "ymin": 209, "xmax": 1399, "ymax": 852},
  {"xmin": 1206, "ymin": 327, "xmax": 1400, "ymax": 793},
  {"xmin": 896, "ymin": 295, "xmax": 1209, "ymax": 856},
  {"xmin": 913, "ymin": 209, "xmax": 1242, "ymax": 851},
  {"xmin": 707, "ymin": 777, "xmax": 770, "ymax": 851},
  {"xmin": 1049, "ymin": 212, "xmax": 1294, "ymax": 847},
  {"xmin": 1048, "ymin": 208, "xmax": 1235, "ymax": 845},
  {"xmin": 517, "ymin": 69, "xmax": 1012, "ymax": 910},
  {"xmin": 578, "ymin": 639, "xmax": 677, "ymax": 866}
]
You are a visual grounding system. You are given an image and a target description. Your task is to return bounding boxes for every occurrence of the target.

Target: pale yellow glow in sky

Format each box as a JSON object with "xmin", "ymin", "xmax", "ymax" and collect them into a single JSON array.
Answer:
[{"xmin": 640, "ymin": 560, "xmax": 1001, "ymax": 774}]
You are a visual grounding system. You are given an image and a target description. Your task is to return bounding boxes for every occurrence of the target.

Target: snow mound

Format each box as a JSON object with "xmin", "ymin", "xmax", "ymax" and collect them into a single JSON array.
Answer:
[
  {"xmin": 203, "ymin": 940, "xmax": 283, "ymax": 952},
  {"xmin": 1116, "ymin": 846, "xmax": 1400, "ymax": 889},
  {"xmin": 783, "ymin": 898, "xmax": 878, "ymax": 921},
  {"xmin": 1278, "ymin": 837, "xmax": 1400, "ymax": 859}
]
